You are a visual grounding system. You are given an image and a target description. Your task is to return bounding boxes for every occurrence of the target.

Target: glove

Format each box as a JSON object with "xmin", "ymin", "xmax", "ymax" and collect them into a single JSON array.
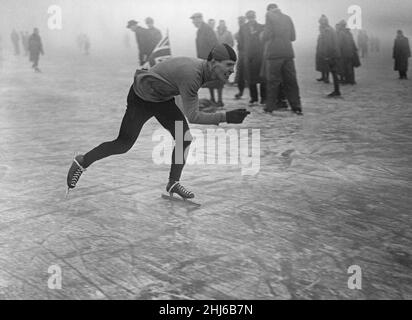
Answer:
[{"xmin": 226, "ymin": 108, "xmax": 250, "ymax": 124}]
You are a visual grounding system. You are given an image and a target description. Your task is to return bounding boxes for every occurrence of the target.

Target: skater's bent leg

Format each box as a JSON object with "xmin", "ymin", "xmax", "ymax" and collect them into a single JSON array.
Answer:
[
  {"xmin": 153, "ymin": 100, "xmax": 192, "ymax": 182},
  {"xmin": 82, "ymin": 89, "xmax": 153, "ymax": 168}
]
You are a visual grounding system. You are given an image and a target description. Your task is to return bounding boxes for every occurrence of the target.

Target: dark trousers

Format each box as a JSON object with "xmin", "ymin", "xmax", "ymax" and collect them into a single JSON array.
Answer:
[
  {"xmin": 265, "ymin": 58, "xmax": 301, "ymax": 111},
  {"xmin": 30, "ymin": 53, "xmax": 40, "ymax": 68},
  {"xmin": 342, "ymin": 58, "xmax": 355, "ymax": 84},
  {"xmin": 399, "ymin": 70, "xmax": 408, "ymax": 79},
  {"xmin": 328, "ymin": 59, "xmax": 341, "ymax": 93},
  {"xmin": 249, "ymin": 82, "xmax": 266, "ymax": 102},
  {"xmin": 83, "ymin": 86, "xmax": 192, "ymax": 182}
]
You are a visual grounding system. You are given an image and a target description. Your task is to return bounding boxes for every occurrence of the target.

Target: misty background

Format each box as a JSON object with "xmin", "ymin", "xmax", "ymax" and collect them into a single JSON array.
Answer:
[{"xmin": 1, "ymin": 0, "xmax": 412, "ymax": 60}]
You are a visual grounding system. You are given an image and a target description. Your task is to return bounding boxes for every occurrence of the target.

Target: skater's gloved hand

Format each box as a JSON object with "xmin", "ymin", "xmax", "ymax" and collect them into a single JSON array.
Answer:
[{"xmin": 226, "ymin": 109, "xmax": 250, "ymax": 124}]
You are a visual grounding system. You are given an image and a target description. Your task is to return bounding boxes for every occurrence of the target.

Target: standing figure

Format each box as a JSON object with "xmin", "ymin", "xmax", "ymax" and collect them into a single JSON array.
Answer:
[
  {"xmin": 393, "ymin": 30, "xmax": 411, "ymax": 80},
  {"xmin": 11, "ymin": 29, "xmax": 20, "ymax": 55},
  {"xmin": 316, "ymin": 17, "xmax": 331, "ymax": 83},
  {"xmin": 261, "ymin": 4, "xmax": 302, "ymax": 113},
  {"xmin": 239, "ymin": 10, "xmax": 266, "ymax": 106},
  {"xmin": 28, "ymin": 28, "xmax": 44, "ymax": 72},
  {"xmin": 234, "ymin": 16, "xmax": 246, "ymax": 99},
  {"xmin": 145, "ymin": 17, "xmax": 162, "ymax": 58},
  {"xmin": 213, "ymin": 19, "xmax": 235, "ymax": 105},
  {"xmin": 190, "ymin": 12, "xmax": 223, "ymax": 106},
  {"xmin": 216, "ymin": 20, "xmax": 234, "ymax": 47},
  {"xmin": 316, "ymin": 16, "xmax": 341, "ymax": 97},
  {"xmin": 357, "ymin": 30, "xmax": 369, "ymax": 58},
  {"xmin": 127, "ymin": 20, "xmax": 148, "ymax": 66},
  {"xmin": 208, "ymin": 19, "xmax": 216, "ymax": 31},
  {"xmin": 336, "ymin": 20, "xmax": 359, "ymax": 85}
]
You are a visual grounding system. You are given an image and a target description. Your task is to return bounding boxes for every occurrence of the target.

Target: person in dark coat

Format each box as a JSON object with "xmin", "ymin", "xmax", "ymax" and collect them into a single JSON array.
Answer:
[
  {"xmin": 315, "ymin": 16, "xmax": 341, "ymax": 97},
  {"xmin": 208, "ymin": 19, "xmax": 216, "ymax": 31},
  {"xmin": 191, "ymin": 13, "xmax": 218, "ymax": 60},
  {"xmin": 234, "ymin": 16, "xmax": 246, "ymax": 100},
  {"xmin": 239, "ymin": 10, "xmax": 266, "ymax": 106},
  {"xmin": 261, "ymin": 4, "xmax": 301, "ymax": 113},
  {"xmin": 28, "ymin": 28, "xmax": 44, "ymax": 72},
  {"xmin": 393, "ymin": 30, "xmax": 411, "ymax": 79},
  {"xmin": 190, "ymin": 12, "xmax": 224, "ymax": 106},
  {"xmin": 316, "ymin": 18, "xmax": 331, "ymax": 83},
  {"xmin": 127, "ymin": 19, "xmax": 149, "ymax": 66},
  {"xmin": 145, "ymin": 17, "xmax": 162, "ymax": 58},
  {"xmin": 336, "ymin": 20, "xmax": 359, "ymax": 85},
  {"xmin": 11, "ymin": 29, "xmax": 20, "ymax": 55},
  {"xmin": 216, "ymin": 20, "xmax": 234, "ymax": 47}
]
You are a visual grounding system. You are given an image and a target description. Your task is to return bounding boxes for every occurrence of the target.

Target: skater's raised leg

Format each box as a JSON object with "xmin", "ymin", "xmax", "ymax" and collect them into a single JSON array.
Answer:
[{"xmin": 67, "ymin": 86, "xmax": 152, "ymax": 190}]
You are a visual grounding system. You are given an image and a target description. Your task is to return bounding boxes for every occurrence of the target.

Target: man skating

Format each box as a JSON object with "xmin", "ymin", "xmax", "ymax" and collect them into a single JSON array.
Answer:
[{"xmin": 66, "ymin": 44, "xmax": 250, "ymax": 199}]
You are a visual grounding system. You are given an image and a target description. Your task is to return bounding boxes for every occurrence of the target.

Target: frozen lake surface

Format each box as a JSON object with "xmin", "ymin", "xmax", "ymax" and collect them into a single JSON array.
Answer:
[{"xmin": 0, "ymin": 49, "xmax": 411, "ymax": 299}]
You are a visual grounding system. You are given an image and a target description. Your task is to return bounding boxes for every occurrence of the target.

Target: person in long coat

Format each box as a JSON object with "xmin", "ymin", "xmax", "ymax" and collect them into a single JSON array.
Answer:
[
  {"xmin": 316, "ymin": 18, "xmax": 331, "ymax": 83},
  {"xmin": 212, "ymin": 20, "xmax": 235, "ymax": 106},
  {"xmin": 239, "ymin": 10, "xmax": 266, "ymax": 105},
  {"xmin": 336, "ymin": 20, "xmax": 359, "ymax": 85},
  {"xmin": 145, "ymin": 17, "xmax": 162, "ymax": 58},
  {"xmin": 216, "ymin": 20, "xmax": 234, "ymax": 47},
  {"xmin": 393, "ymin": 30, "xmax": 411, "ymax": 79},
  {"xmin": 261, "ymin": 4, "xmax": 302, "ymax": 112},
  {"xmin": 127, "ymin": 20, "xmax": 149, "ymax": 66},
  {"xmin": 190, "ymin": 13, "xmax": 223, "ymax": 106},
  {"xmin": 234, "ymin": 16, "xmax": 246, "ymax": 99},
  {"xmin": 315, "ymin": 15, "xmax": 341, "ymax": 97},
  {"xmin": 28, "ymin": 28, "xmax": 44, "ymax": 72}
]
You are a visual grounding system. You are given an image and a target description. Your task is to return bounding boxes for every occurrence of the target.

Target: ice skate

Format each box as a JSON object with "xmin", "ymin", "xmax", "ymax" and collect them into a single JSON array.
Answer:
[
  {"xmin": 66, "ymin": 154, "xmax": 86, "ymax": 197},
  {"xmin": 161, "ymin": 181, "xmax": 200, "ymax": 206}
]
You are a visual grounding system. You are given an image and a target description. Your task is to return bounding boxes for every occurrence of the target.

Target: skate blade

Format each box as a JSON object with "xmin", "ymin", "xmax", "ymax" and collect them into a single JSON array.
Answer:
[{"xmin": 161, "ymin": 194, "xmax": 201, "ymax": 207}]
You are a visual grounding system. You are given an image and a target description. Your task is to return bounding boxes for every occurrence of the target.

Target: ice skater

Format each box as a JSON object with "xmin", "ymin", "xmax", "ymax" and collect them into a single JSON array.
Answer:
[{"xmin": 66, "ymin": 44, "xmax": 250, "ymax": 200}]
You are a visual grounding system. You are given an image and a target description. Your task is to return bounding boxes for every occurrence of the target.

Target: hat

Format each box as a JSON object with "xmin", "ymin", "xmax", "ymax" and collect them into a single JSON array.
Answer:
[
  {"xmin": 338, "ymin": 19, "xmax": 347, "ymax": 27},
  {"xmin": 190, "ymin": 12, "xmax": 203, "ymax": 19},
  {"xmin": 207, "ymin": 43, "xmax": 237, "ymax": 62},
  {"xmin": 245, "ymin": 10, "xmax": 256, "ymax": 19},
  {"xmin": 127, "ymin": 20, "xmax": 138, "ymax": 28},
  {"xmin": 318, "ymin": 14, "xmax": 328, "ymax": 25},
  {"xmin": 267, "ymin": 3, "xmax": 278, "ymax": 11}
]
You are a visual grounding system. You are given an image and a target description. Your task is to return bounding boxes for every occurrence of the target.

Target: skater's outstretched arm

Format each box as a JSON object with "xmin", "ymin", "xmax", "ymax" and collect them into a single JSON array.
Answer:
[{"xmin": 179, "ymin": 82, "xmax": 226, "ymax": 125}]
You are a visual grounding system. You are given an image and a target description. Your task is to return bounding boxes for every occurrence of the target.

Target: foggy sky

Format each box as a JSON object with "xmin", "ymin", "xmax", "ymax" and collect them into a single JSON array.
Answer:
[{"xmin": 1, "ymin": 0, "xmax": 412, "ymax": 56}]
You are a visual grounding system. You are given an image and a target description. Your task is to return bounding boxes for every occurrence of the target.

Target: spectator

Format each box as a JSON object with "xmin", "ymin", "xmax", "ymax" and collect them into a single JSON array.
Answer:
[{"xmin": 393, "ymin": 30, "xmax": 411, "ymax": 79}]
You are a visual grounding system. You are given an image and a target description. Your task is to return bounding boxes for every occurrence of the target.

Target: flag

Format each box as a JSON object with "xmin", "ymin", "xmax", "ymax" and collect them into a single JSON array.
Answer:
[{"xmin": 142, "ymin": 30, "xmax": 172, "ymax": 70}]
